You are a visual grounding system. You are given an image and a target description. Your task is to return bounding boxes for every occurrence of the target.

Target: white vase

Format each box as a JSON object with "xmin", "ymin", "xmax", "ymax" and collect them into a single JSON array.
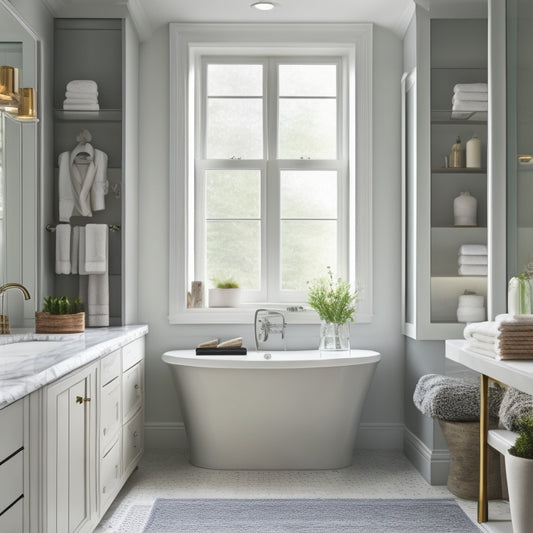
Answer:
[
  {"xmin": 466, "ymin": 134, "xmax": 482, "ymax": 168},
  {"xmin": 453, "ymin": 191, "xmax": 477, "ymax": 226},
  {"xmin": 505, "ymin": 453, "xmax": 533, "ymax": 533},
  {"xmin": 508, "ymin": 277, "xmax": 532, "ymax": 315},
  {"xmin": 208, "ymin": 288, "xmax": 241, "ymax": 308}
]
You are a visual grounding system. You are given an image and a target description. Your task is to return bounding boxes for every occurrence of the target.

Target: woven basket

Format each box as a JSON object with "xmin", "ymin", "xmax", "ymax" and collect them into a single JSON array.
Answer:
[{"xmin": 35, "ymin": 312, "xmax": 85, "ymax": 334}]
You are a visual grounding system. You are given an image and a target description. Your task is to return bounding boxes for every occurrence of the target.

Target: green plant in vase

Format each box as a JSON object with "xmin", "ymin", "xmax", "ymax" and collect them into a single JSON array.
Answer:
[{"xmin": 307, "ymin": 267, "xmax": 360, "ymax": 352}]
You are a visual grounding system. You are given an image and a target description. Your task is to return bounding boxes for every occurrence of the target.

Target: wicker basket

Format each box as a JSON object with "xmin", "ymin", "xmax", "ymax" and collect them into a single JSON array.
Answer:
[{"xmin": 35, "ymin": 312, "xmax": 85, "ymax": 334}]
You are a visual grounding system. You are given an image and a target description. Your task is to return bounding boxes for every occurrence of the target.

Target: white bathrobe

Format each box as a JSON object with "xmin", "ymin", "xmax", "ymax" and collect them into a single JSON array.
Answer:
[{"xmin": 58, "ymin": 142, "xmax": 108, "ymax": 221}]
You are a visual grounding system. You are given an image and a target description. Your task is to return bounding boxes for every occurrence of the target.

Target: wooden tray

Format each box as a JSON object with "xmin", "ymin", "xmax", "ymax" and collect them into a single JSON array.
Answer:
[{"xmin": 35, "ymin": 312, "xmax": 85, "ymax": 333}]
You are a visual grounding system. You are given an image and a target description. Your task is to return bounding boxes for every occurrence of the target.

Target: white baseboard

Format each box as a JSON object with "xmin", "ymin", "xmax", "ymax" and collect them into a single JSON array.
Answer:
[
  {"xmin": 403, "ymin": 427, "xmax": 449, "ymax": 485},
  {"xmin": 144, "ymin": 422, "xmax": 404, "ymax": 452}
]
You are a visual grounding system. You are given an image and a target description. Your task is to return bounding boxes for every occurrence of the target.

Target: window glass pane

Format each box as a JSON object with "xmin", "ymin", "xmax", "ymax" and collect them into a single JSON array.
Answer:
[
  {"xmin": 281, "ymin": 220, "xmax": 337, "ymax": 291},
  {"xmin": 278, "ymin": 99, "xmax": 336, "ymax": 159},
  {"xmin": 207, "ymin": 221, "xmax": 260, "ymax": 290},
  {"xmin": 207, "ymin": 98, "xmax": 263, "ymax": 159},
  {"xmin": 280, "ymin": 170, "xmax": 337, "ymax": 219},
  {"xmin": 279, "ymin": 64, "xmax": 336, "ymax": 97},
  {"xmin": 208, "ymin": 64, "xmax": 263, "ymax": 96},
  {"xmin": 206, "ymin": 170, "xmax": 261, "ymax": 219}
]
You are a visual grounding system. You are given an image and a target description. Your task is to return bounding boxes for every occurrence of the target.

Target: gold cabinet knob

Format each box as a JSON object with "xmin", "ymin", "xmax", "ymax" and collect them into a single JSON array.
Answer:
[{"xmin": 76, "ymin": 396, "xmax": 91, "ymax": 404}]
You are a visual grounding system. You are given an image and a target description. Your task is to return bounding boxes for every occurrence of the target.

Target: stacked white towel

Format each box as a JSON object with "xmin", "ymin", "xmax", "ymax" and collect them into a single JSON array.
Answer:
[
  {"xmin": 464, "ymin": 314, "xmax": 533, "ymax": 360},
  {"xmin": 458, "ymin": 244, "xmax": 488, "ymax": 276},
  {"xmin": 451, "ymin": 83, "xmax": 488, "ymax": 119},
  {"xmin": 63, "ymin": 80, "xmax": 99, "ymax": 111}
]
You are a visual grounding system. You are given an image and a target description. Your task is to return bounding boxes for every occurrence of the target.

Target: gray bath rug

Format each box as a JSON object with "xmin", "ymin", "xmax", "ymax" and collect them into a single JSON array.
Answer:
[{"xmin": 142, "ymin": 498, "xmax": 482, "ymax": 532}]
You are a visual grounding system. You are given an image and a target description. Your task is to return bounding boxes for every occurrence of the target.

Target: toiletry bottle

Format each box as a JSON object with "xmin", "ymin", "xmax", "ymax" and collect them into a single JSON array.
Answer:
[
  {"xmin": 454, "ymin": 191, "xmax": 477, "ymax": 226},
  {"xmin": 449, "ymin": 136, "xmax": 465, "ymax": 168}
]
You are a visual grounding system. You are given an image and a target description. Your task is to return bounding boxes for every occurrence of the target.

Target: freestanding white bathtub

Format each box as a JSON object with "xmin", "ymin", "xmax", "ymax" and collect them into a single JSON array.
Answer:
[{"xmin": 162, "ymin": 349, "xmax": 381, "ymax": 470}]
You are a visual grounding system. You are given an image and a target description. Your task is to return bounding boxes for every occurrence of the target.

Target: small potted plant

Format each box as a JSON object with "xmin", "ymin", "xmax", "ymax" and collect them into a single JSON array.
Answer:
[
  {"xmin": 35, "ymin": 296, "xmax": 85, "ymax": 333},
  {"xmin": 506, "ymin": 415, "xmax": 533, "ymax": 533},
  {"xmin": 307, "ymin": 266, "xmax": 360, "ymax": 353},
  {"xmin": 208, "ymin": 279, "xmax": 241, "ymax": 308}
]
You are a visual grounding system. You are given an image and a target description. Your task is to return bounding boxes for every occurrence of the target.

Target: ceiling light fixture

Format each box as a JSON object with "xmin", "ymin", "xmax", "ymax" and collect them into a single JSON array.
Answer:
[{"xmin": 251, "ymin": 1, "xmax": 276, "ymax": 11}]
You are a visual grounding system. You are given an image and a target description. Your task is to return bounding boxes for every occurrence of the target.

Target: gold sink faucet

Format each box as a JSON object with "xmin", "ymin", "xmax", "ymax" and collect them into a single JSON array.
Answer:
[{"xmin": 0, "ymin": 283, "xmax": 31, "ymax": 334}]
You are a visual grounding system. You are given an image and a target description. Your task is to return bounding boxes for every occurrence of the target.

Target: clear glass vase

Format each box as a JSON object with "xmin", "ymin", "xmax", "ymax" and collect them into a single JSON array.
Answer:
[{"xmin": 319, "ymin": 321, "xmax": 350, "ymax": 354}]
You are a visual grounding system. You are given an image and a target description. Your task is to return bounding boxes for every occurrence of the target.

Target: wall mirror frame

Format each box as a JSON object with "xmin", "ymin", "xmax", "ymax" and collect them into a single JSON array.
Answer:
[{"xmin": 0, "ymin": 0, "xmax": 40, "ymax": 328}]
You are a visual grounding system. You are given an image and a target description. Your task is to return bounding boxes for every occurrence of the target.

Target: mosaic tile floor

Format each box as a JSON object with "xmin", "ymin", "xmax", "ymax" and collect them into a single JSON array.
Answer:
[{"xmin": 95, "ymin": 450, "xmax": 511, "ymax": 532}]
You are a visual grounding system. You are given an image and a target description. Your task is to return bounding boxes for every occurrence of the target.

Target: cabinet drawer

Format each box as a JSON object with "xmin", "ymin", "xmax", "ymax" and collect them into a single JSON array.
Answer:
[
  {"xmin": 0, "ymin": 449, "xmax": 23, "ymax": 514},
  {"xmin": 123, "ymin": 361, "xmax": 143, "ymax": 422},
  {"xmin": 0, "ymin": 496, "xmax": 23, "ymax": 533},
  {"xmin": 101, "ymin": 349, "xmax": 121, "ymax": 386},
  {"xmin": 100, "ymin": 378, "xmax": 121, "ymax": 449},
  {"xmin": 100, "ymin": 438, "xmax": 121, "ymax": 507},
  {"xmin": 123, "ymin": 409, "xmax": 143, "ymax": 473},
  {"xmin": 122, "ymin": 337, "xmax": 144, "ymax": 372},
  {"xmin": 0, "ymin": 400, "xmax": 23, "ymax": 461}
]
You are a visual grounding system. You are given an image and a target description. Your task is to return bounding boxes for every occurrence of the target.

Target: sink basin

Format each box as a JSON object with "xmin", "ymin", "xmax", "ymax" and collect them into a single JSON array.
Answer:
[{"xmin": 0, "ymin": 340, "xmax": 67, "ymax": 379}]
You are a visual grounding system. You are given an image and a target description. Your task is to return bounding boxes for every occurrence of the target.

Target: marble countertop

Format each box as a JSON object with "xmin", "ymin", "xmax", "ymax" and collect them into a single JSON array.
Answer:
[{"xmin": 0, "ymin": 325, "xmax": 148, "ymax": 409}]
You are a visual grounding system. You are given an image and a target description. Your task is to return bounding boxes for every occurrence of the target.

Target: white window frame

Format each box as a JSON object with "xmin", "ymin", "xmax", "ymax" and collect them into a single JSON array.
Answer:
[{"xmin": 169, "ymin": 23, "xmax": 373, "ymax": 325}]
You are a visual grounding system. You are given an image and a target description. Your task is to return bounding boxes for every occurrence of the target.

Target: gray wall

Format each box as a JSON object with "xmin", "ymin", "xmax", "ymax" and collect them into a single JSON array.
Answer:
[{"xmin": 137, "ymin": 23, "xmax": 406, "ymax": 449}]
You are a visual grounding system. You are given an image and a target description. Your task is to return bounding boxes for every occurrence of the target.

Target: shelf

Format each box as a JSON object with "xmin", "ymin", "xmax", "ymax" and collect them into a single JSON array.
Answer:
[
  {"xmin": 431, "ymin": 109, "xmax": 487, "ymax": 124},
  {"xmin": 431, "ymin": 225, "xmax": 487, "ymax": 229},
  {"xmin": 54, "ymin": 109, "xmax": 122, "ymax": 122},
  {"xmin": 432, "ymin": 167, "xmax": 486, "ymax": 174}
]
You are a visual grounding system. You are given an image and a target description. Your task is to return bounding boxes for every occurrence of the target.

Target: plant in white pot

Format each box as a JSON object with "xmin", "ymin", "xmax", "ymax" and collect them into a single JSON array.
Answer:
[
  {"xmin": 307, "ymin": 267, "xmax": 360, "ymax": 354},
  {"xmin": 208, "ymin": 279, "xmax": 241, "ymax": 308},
  {"xmin": 506, "ymin": 415, "xmax": 533, "ymax": 533}
]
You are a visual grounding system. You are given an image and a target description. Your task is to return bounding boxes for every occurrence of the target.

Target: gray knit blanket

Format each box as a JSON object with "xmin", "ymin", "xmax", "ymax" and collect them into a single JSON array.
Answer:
[
  {"xmin": 499, "ymin": 387, "xmax": 533, "ymax": 431},
  {"xmin": 413, "ymin": 374, "xmax": 503, "ymax": 421}
]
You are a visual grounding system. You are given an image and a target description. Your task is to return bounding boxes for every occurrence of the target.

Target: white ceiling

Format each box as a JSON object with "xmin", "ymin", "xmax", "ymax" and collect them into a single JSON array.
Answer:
[{"xmin": 44, "ymin": 0, "xmax": 416, "ymax": 41}]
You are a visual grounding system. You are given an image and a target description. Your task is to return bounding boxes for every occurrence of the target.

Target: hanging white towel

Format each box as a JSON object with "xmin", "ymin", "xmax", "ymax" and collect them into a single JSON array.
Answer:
[
  {"xmin": 71, "ymin": 226, "xmax": 80, "ymax": 274},
  {"xmin": 78, "ymin": 226, "xmax": 87, "ymax": 276},
  {"xmin": 55, "ymin": 223, "xmax": 71, "ymax": 274},
  {"xmin": 66, "ymin": 80, "xmax": 98, "ymax": 93},
  {"xmin": 88, "ymin": 273, "xmax": 109, "ymax": 327},
  {"xmin": 84, "ymin": 224, "xmax": 108, "ymax": 274}
]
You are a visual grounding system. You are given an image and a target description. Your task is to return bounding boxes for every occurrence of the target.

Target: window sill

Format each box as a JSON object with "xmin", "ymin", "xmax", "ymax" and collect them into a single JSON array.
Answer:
[{"xmin": 168, "ymin": 306, "xmax": 372, "ymax": 325}]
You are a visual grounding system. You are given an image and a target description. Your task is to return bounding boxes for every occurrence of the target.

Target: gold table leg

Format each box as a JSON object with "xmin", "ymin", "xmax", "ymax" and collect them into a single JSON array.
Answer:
[{"xmin": 478, "ymin": 373, "xmax": 489, "ymax": 523}]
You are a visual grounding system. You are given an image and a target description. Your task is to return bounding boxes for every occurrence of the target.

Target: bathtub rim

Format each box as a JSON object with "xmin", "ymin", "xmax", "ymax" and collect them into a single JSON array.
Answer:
[{"xmin": 162, "ymin": 348, "xmax": 381, "ymax": 369}]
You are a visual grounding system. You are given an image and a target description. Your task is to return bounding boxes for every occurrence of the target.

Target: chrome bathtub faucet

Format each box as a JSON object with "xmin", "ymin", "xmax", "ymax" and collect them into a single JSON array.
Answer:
[{"xmin": 254, "ymin": 309, "xmax": 286, "ymax": 351}]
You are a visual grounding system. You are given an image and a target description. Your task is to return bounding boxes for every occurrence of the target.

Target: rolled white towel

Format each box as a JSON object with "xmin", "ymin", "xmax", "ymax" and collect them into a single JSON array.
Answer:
[
  {"xmin": 452, "ymin": 100, "xmax": 488, "ymax": 112},
  {"xmin": 63, "ymin": 103, "xmax": 100, "ymax": 111},
  {"xmin": 458, "ymin": 254, "xmax": 488, "ymax": 266},
  {"xmin": 453, "ymin": 83, "xmax": 488, "ymax": 93},
  {"xmin": 459, "ymin": 264, "xmax": 488, "ymax": 276},
  {"xmin": 463, "ymin": 320, "xmax": 499, "ymax": 340},
  {"xmin": 63, "ymin": 98, "xmax": 99, "ymax": 106},
  {"xmin": 65, "ymin": 90, "xmax": 99, "ymax": 99},
  {"xmin": 459, "ymin": 244, "xmax": 487, "ymax": 256},
  {"xmin": 55, "ymin": 223, "xmax": 71, "ymax": 275},
  {"xmin": 66, "ymin": 80, "xmax": 98, "ymax": 93},
  {"xmin": 452, "ymin": 91, "xmax": 488, "ymax": 102}
]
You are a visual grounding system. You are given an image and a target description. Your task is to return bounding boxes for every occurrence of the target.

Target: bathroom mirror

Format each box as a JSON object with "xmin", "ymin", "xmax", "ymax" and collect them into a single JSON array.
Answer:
[{"xmin": 0, "ymin": 0, "xmax": 40, "ymax": 328}]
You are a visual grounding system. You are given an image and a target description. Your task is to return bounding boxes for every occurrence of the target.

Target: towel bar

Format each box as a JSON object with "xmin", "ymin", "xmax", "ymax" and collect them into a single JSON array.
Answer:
[{"xmin": 46, "ymin": 223, "xmax": 121, "ymax": 232}]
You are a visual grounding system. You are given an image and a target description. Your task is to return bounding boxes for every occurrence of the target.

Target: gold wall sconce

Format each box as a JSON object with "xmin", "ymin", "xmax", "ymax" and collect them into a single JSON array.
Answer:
[
  {"xmin": 17, "ymin": 87, "xmax": 37, "ymax": 120},
  {"xmin": 0, "ymin": 65, "xmax": 19, "ymax": 113}
]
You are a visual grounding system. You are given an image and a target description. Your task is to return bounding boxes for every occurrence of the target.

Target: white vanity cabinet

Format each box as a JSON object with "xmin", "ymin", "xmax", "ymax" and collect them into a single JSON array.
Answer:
[
  {"xmin": 38, "ymin": 334, "xmax": 145, "ymax": 533},
  {"xmin": 43, "ymin": 362, "xmax": 98, "ymax": 533},
  {"xmin": 0, "ymin": 399, "xmax": 25, "ymax": 533}
]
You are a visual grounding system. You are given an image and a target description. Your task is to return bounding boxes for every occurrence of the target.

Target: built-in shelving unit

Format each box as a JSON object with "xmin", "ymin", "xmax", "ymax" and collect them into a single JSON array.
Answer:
[{"xmin": 402, "ymin": 15, "xmax": 489, "ymax": 340}]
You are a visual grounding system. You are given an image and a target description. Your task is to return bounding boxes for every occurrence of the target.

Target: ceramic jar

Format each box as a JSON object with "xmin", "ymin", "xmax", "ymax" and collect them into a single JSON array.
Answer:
[
  {"xmin": 466, "ymin": 134, "xmax": 482, "ymax": 168},
  {"xmin": 454, "ymin": 191, "xmax": 477, "ymax": 226}
]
